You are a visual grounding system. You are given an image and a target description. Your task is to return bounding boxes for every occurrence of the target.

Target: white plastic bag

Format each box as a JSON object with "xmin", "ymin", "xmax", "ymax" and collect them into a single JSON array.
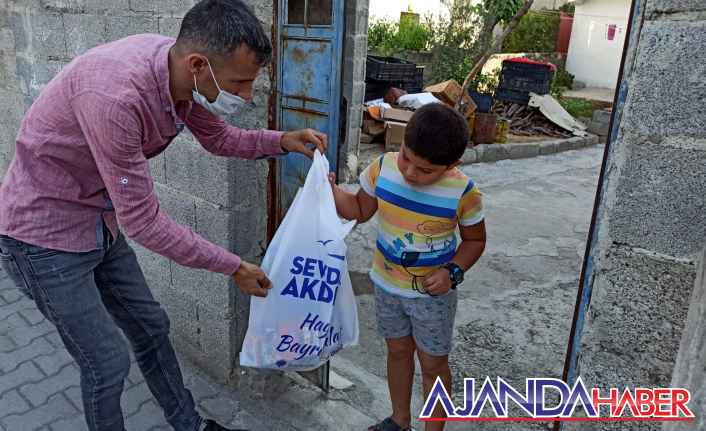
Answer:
[
  {"xmin": 239, "ymin": 151, "xmax": 359, "ymax": 371},
  {"xmin": 397, "ymin": 92, "xmax": 442, "ymax": 110}
]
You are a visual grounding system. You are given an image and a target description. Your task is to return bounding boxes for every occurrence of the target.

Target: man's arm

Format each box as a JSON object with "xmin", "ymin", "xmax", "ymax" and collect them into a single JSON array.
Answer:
[
  {"xmin": 184, "ymin": 104, "xmax": 328, "ymax": 160},
  {"xmin": 72, "ymin": 92, "xmax": 271, "ymax": 296},
  {"xmin": 184, "ymin": 103, "xmax": 286, "ymax": 159}
]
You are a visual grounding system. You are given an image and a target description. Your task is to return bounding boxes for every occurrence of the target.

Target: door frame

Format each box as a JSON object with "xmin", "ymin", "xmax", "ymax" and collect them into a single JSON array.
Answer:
[{"xmin": 266, "ymin": 0, "xmax": 347, "ymax": 392}]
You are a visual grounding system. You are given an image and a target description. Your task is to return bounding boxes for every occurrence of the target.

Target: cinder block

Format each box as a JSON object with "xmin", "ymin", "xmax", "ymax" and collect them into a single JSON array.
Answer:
[
  {"xmin": 149, "ymin": 153, "xmax": 166, "ymax": 185},
  {"xmin": 0, "ymin": 30, "xmax": 19, "ymax": 88},
  {"xmin": 194, "ymin": 201, "xmax": 232, "ymax": 250},
  {"xmin": 105, "ymin": 15, "xmax": 158, "ymax": 42},
  {"xmin": 158, "ymin": 16, "xmax": 182, "ymax": 38},
  {"xmin": 610, "ymin": 140, "xmax": 706, "ymax": 258},
  {"xmin": 63, "ymin": 13, "xmax": 106, "ymax": 57},
  {"xmin": 461, "ymin": 147, "xmax": 477, "ymax": 165},
  {"xmin": 479, "ymin": 143, "xmax": 509, "ymax": 162},
  {"xmin": 231, "ymin": 159, "xmax": 269, "ymax": 209},
  {"xmin": 572, "ymin": 247, "xmax": 694, "ymax": 401},
  {"xmin": 156, "ymin": 285, "xmax": 200, "ymax": 348},
  {"xmin": 647, "ymin": 0, "xmax": 706, "ymax": 14},
  {"xmin": 154, "ymin": 183, "xmax": 196, "ymax": 228},
  {"xmin": 623, "ymin": 20, "xmax": 706, "ymax": 140},
  {"xmin": 557, "ymin": 138, "xmax": 573, "ymax": 153},
  {"xmin": 196, "ymin": 303, "xmax": 233, "ymax": 373},
  {"xmin": 130, "ymin": 0, "xmax": 196, "ymax": 15},
  {"xmin": 507, "ymin": 142, "xmax": 540, "ymax": 160},
  {"xmin": 170, "ymin": 261, "xmax": 231, "ymax": 315},
  {"xmin": 39, "ymin": 0, "xmax": 130, "ymax": 13},
  {"xmin": 231, "ymin": 206, "xmax": 268, "ymax": 263},
  {"xmin": 565, "ymin": 137, "xmax": 583, "ymax": 150},
  {"xmin": 538, "ymin": 140, "xmax": 559, "ymax": 155},
  {"xmin": 129, "ymin": 240, "xmax": 172, "ymax": 297},
  {"xmin": 10, "ymin": 12, "xmax": 66, "ymax": 59},
  {"xmin": 15, "ymin": 57, "xmax": 66, "ymax": 100},
  {"xmin": 163, "ymin": 134, "xmax": 233, "ymax": 208}
]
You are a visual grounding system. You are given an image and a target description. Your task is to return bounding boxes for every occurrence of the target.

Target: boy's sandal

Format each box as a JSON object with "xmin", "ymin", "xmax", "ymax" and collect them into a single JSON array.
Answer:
[{"xmin": 367, "ymin": 417, "xmax": 412, "ymax": 431}]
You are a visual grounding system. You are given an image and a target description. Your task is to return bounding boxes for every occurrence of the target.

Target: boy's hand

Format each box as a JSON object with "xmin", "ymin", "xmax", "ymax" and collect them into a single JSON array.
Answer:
[
  {"xmin": 232, "ymin": 261, "xmax": 272, "ymax": 297},
  {"xmin": 328, "ymin": 172, "xmax": 337, "ymax": 190},
  {"xmin": 423, "ymin": 268, "xmax": 453, "ymax": 296}
]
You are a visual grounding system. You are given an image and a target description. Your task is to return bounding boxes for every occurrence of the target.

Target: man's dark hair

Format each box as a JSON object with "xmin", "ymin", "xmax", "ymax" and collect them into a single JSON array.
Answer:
[
  {"xmin": 404, "ymin": 103, "xmax": 470, "ymax": 166},
  {"xmin": 177, "ymin": 0, "xmax": 272, "ymax": 65}
]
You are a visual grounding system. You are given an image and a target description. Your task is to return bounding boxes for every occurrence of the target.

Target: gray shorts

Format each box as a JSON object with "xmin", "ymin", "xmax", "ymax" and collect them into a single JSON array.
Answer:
[{"xmin": 374, "ymin": 286, "xmax": 458, "ymax": 356}]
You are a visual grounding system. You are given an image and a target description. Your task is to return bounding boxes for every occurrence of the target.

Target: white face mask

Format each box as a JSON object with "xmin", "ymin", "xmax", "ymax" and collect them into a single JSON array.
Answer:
[{"xmin": 192, "ymin": 59, "xmax": 255, "ymax": 117}]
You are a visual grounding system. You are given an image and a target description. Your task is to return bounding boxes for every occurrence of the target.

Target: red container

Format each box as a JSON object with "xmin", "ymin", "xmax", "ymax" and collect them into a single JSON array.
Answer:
[{"xmin": 557, "ymin": 12, "xmax": 573, "ymax": 54}]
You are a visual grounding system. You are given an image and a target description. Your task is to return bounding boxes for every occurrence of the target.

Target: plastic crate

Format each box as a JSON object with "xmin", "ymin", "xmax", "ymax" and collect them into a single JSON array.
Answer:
[
  {"xmin": 496, "ymin": 59, "xmax": 555, "ymax": 105},
  {"xmin": 364, "ymin": 68, "xmax": 423, "ymax": 101},
  {"xmin": 402, "ymin": 66, "xmax": 424, "ymax": 94},
  {"xmin": 366, "ymin": 55, "xmax": 418, "ymax": 82},
  {"xmin": 495, "ymin": 88, "xmax": 534, "ymax": 105}
]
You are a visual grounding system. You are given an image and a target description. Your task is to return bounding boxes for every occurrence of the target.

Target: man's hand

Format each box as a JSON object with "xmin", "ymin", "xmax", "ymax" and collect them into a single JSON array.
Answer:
[
  {"xmin": 232, "ymin": 261, "xmax": 272, "ymax": 297},
  {"xmin": 280, "ymin": 129, "xmax": 328, "ymax": 159},
  {"xmin": 423, "ymin": 268, "xmax": 453, "ymax": 296}
]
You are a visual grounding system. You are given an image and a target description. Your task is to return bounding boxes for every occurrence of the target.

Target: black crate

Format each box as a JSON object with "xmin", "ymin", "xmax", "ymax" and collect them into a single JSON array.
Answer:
[
  {"xmin": 402, "ymin": 66, "xmax": 424, "ymax": 94},
  {"xmin": 496, "ymin": 60, "xmax": 554, "ymax": 105},
  {"xmin": 364, "ymin": 66, "xmax": 424, "ymax": 101},
  {"xmin": 495, "ymin": 88, "xmax": 534, "ymax": 105},
  {"xmin": 366, "ymin": 55, "xmax": 418, "ymax": 82}
]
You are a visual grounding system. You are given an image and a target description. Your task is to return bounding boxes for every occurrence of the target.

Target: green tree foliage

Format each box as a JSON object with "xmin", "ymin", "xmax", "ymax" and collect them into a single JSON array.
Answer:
[{"xmin": 503, "ymin": 11, "xmax": 560, "ymax": 53}]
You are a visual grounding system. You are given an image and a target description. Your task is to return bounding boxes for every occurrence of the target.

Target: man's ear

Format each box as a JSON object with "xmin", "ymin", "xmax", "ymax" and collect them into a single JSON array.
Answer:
[{"xmin": 186, "ymin": 53, "xmax": 208, "ymax": 75}]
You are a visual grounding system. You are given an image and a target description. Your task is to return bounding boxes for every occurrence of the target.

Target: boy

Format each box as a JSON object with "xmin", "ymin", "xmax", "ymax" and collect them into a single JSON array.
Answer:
[{"xmin": 329, "ymin": 103, "xmax": 486, "ymax": 431}]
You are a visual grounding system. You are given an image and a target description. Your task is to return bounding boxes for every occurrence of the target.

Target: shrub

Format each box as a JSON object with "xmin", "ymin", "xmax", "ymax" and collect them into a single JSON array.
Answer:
[{"xmin": 503, "ymin": 10, "xmax": 560, "ymax": 53}]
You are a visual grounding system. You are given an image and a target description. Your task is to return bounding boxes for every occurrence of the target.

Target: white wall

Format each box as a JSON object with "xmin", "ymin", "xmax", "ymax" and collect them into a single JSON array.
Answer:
[{"xmin": 566, "ymin": 0, "xmax": 631, "ymax": 89}]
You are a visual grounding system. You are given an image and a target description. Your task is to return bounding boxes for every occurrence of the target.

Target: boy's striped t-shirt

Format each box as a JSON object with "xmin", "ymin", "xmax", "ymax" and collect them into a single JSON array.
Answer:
[{"xmin": 359, "ymin": 152, "xmax": 484, "ymax": 298}]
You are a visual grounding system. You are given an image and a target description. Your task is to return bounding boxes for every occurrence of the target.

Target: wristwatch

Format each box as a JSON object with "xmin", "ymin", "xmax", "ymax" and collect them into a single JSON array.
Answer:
[{"xmin": 443, "ymin": 262, "xmax": 464, "ymax": 289}]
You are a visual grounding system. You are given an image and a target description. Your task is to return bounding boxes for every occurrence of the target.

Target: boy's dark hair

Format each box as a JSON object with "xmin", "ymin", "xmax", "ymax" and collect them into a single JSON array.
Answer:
[
  {"xmin": 404, "ymin": 103, "xmax": 470, "ymax": 166},
  {"xmin": 177, "ymin": 0, "xmax": 272, "ymax": 65}
]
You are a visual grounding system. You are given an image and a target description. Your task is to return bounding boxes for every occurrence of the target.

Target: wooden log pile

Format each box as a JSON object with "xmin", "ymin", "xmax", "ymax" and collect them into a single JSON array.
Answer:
[{"xmin": 493, "ymin": 101, "xmax": 573, "ymax": 138}]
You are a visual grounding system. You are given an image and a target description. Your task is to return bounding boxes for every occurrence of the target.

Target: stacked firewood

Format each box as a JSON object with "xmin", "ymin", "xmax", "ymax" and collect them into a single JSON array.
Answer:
[{"xmin": 493, "ymin": 101, "xmax": 573, "ymax": 138}]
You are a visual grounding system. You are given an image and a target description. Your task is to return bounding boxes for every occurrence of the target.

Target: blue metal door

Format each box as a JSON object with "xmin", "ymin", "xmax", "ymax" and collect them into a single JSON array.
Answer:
[
  {"xmin": 277, "ymin": 0, "xmax": 345, "ymax": 218},
  {"xmin": 274, "ymin": 0, "xmax": 345, "ymax": 391}
]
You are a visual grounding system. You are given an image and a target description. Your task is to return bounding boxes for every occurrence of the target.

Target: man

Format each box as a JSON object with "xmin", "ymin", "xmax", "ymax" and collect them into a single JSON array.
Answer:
[{"xmin": 0, "ymin": 1, "xmax": 325, "ymax": 430}]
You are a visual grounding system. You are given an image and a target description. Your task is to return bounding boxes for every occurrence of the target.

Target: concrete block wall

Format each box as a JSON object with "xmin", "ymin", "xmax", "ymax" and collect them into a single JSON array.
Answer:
[
  {"xmin": 0, "ymin": 0, "xmax": 275, "ymax": 383},
  {"xmin": 565, "ymin": 1, "xmax": 706, "ymax": 429},
  {"xmin": 664, "ymin": 246, "xmax": 706, "ymax": 431},
  {"xmin": 340, "ymin": 0, "xmax": 368, "ymax": 183}
]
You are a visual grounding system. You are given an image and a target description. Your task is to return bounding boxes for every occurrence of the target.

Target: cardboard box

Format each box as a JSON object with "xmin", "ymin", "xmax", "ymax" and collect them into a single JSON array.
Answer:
[
  {"xmin": 458, "ymin": 93, "xmax": 477, "ymax": 120},
  {"xmin": 424, "ymin": 80, "xmax": 463, "ymax": 106},
  {"xmin": 381, "ymin": 106, "xmax": 414, "ymax": 123},
  {"xmin": 363, "ymin": 119, "xmax": 386, "ymax": 137},
  {"xmin": 384, "ymin": 121, "xmax": 406, "ymax": 151}
]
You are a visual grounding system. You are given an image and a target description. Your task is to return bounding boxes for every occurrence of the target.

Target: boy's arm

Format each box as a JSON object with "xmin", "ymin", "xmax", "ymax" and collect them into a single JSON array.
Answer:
[
  {"xmin": 451, "ymin": 221, "xmax": 486, "ymax": 271},
  {"xmin": 329, "ymin": 174, "xmax": 378, "ymax": 222},
  {"xmin": 423, "ymin": 221, "xmax": 486, "ymax": 295}
]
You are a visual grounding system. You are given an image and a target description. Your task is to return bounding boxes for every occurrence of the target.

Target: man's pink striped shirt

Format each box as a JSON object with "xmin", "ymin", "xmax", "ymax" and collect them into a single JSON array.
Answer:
[{"xmin": 0, "ymin": 34, "xmax": 285, "ymax": 275}]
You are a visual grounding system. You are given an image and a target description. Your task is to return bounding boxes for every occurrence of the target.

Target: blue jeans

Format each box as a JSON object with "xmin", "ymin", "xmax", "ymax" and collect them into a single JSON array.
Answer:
[{"xmin": 0, "ymin": 230, "xmax": 203, "ymax": 431}]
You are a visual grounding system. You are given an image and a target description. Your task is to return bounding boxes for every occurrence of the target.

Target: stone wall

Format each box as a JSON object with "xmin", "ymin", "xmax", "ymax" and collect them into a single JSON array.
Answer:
[
  {"xmin": 0, "ymin": 0, "xmax": 275, "ymax": 383},
  {"xmin": 564, "ymin": 0, "xmax": 706, "ymax": 429}
]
